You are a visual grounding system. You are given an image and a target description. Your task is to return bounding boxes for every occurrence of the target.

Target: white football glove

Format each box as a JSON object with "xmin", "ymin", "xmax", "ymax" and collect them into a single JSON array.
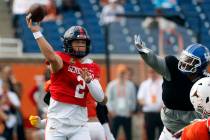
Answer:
[{"xmin": 134, "ymin": 34, "xmax": 150, "ymax": 53}]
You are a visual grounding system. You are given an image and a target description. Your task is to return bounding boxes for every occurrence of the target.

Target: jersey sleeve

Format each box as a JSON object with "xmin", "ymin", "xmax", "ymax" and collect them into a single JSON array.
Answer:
[
  {"xmin": 45, "ymin": 51, "xmax": 67, "ymax": 65},
  {"xmin": 55, "ymin": 51, "xmax": 70, "ymax": 63},
  {"xmin": 181, "ymin": 120, "xmax": 209, "ymax": 140}
]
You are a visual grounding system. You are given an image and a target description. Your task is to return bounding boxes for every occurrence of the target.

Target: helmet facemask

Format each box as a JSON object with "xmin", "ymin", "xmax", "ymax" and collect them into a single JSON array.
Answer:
[
  {"xmin": 191, "ymin": 93, "xmax": 210, "ymax": 118},
  {"xmin": 178, "ymin": 43, "xmax": 210, "ymax": 77},
  {"xmin": 63, "ymin": 38, "xmax": 90, "ymax": 58},
  {"xmin": 178, "ymin": 51, "xmax": 201, "ymax": 74}
]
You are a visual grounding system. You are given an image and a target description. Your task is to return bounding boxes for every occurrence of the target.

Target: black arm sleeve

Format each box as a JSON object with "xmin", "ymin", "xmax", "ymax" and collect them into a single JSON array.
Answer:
[{"xmin": 96, "ymin": 103, "xmax": 109, "ymax": 124}]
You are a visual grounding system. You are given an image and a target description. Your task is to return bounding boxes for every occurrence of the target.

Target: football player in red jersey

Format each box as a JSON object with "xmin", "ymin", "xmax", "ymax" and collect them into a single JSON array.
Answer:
[
  {"xmin": 26, "ymin": 16, "xmax": 107, "ymax": 140},
  {"xmin": 30, "ymin": 80, "xmax": 115, "ymax": 140}
]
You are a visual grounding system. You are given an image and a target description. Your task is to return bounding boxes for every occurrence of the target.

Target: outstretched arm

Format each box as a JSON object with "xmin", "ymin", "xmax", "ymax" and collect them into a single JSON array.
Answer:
[
  {"xmin": 134, "ymin": 35, "xmax": 171, "ymax": 81},
  {"xmin": 26, "ymin": 18, "xmax": 63, "ymax": 73}
]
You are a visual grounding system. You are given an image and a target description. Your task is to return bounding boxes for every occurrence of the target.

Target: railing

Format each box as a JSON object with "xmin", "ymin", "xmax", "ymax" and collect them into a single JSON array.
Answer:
[{"xmin": 0, "ymin": 38, "xmax": 23, "ymax": 57}]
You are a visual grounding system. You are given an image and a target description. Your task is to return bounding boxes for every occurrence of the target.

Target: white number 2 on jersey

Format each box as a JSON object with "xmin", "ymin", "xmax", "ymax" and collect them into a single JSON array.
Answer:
[{"xmin": 75, "ymin": 75, "xmax": 86, "ymax": 98}]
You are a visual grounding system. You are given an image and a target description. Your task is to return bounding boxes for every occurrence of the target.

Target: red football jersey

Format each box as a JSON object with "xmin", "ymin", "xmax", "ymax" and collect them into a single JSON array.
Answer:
[
  {"xmin": 44, "ymin": 80, "xmax": 97, "ymax": 117},
  {"xmin": 181, "ymin": 118, "xmax": 210, "ymax": 140},
  {"xmin": 49, "ymin": 51, "xmax": 100, "ymax": 107}
]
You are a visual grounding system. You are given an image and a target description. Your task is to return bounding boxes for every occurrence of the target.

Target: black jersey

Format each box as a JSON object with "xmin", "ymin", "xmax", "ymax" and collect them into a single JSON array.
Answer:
[{"xmin": 162, "ymin": 56, "xmax": 196, "ymax": 111}]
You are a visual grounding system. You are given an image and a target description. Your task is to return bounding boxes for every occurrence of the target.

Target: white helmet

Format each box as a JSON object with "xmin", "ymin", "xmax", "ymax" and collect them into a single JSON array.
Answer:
[{"xmin": 190, "ymin": 77, "xmax": 210, "ymax": 118}]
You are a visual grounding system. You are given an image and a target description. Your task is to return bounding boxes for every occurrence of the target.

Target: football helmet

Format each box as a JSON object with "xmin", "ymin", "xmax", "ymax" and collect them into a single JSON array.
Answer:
[
  {"xmin": 178, "ymin": 43, "xmax": 210, "ymax": 76},
  {"xmin": 190, "ymin": 77, "xmax": 210, "ymax": 118},
  {"xmin": 63, "ymin": 26, "xmax": 90, "ymax": 58}
]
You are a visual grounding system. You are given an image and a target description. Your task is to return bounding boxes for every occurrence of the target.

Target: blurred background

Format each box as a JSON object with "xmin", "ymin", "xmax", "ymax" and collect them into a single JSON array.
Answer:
[{"xmin": 0, "ymin": 0, "xmax": 209, "ymax": 140}]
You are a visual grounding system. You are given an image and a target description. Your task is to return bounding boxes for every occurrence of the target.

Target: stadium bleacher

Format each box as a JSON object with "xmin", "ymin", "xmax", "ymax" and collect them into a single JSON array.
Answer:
[{"xmin": 15, "ymin": 0, "xmax": 210, "ymax": 55}]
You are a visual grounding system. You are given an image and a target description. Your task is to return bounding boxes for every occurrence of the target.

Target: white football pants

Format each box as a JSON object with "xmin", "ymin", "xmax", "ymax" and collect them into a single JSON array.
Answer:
[{"xmin": 159, "ymin": 127, "xmax": 181, "ymax": 140}]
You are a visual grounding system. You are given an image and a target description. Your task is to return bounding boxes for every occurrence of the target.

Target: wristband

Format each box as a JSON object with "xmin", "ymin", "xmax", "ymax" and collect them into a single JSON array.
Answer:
[{"xmin": 33, "ymin": 31, "xmax": 43, "ymax": 39}]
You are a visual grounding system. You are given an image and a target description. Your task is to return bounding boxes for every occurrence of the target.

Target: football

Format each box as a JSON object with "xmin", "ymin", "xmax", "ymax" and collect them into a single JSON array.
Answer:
[{"xmin": 26, "ymin": 3, "xmax": 46, "ymax": 22}]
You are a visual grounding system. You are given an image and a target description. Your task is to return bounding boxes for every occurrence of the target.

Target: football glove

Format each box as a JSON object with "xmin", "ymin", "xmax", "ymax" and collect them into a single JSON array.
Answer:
[
  {"xmin": 29, "ymin": 115, "xmax": 41, "ymax": 128},
  {"xmin": 134, "ymin": 34, "xmax": 150, "ymax": 53}
]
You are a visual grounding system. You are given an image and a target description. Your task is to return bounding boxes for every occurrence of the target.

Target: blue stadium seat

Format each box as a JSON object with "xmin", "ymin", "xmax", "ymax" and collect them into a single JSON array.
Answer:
[
  {"xmin": 124, "ymin": 3, "xmax": 134, "ymax": 12},
  {"xmin": 16, "ymin": 0, "xmax": 201, "ymax": 55},
  {"xmin": 23, "ymin": 39, "xmax": 40, "ymax": 53}
]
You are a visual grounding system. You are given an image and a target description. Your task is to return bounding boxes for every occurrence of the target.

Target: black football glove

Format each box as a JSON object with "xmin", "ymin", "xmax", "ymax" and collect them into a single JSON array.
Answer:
[{"xmin": 96, "ymin": 103, "xmax": 109, "ymax": 124}]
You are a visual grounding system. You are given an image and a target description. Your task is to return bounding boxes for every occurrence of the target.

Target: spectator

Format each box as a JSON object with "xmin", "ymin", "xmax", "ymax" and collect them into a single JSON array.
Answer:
[
  {"xmin": 13, "ymin": 82, "xmax": 26, "ymax": 140},
  {"xmin": 142, "ymin": 17, "xmax": 183, "ymax": 56},
  {"xmin": 29, "ymin": 68, "xmax": 50, "ymax": 117},
  {"xmin": 100, "ymin": 0, "xmax": 125, "ymax": 25},
  {"xmin": 29, "ymin": 69, "xmax": 50, "ymax": 140},
  {"xmin": 0, "ymin": 81, "xmax": 20, "ymax": 140},
  {"xmin": 195, "ymin": 0, "xmax": 204, "ymax": 5},
  {"xmin": 0, "ymin": 108, "xmax": 8, "ymax": 140},
  {"xmin": 106, "ymin": 64, "xmax": 136, "ymax": 140},
  {"xmin": 1, "ymin": 65, "xmax": 17, "ymax": 93},
  {"xmin": 43, "ymin": 0, "xmax": 61, "ymax": 21},
  {"xmin": 126, "ymin": 67, "xmax": 140, "ymax": 113},
  {"xmin": 11, "ymin": 0, "xmax": 44, "ymax": 37},
  {"xmin": 61, "ymin": 0, "xmax": 80, "ymax": 12},
  {"xmin": 0, "ymin": 66, "xmax": 25, "ymax": 140},
  {"xmin": 137, "ymin": 68, "xmax": 163, "ymax": 140},
  {"xmin": 126, "ymin": 67, "xmax": 138, "ymax": 89},
  {"xmin": 11, "ymin": 0, "xmax": 32, "ymax": 37},
  {"xmin": 157, "ymin": 17, "xmax": 184, "ymax": 56},
  {"xmin": 152, "ymin": 0, "xmax": 177, "ymax": 9}
]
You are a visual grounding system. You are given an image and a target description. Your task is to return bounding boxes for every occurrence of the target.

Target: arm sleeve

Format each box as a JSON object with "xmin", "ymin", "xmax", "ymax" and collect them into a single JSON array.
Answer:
[
  {"xmin": 138, "ymin": 50, "xmax": 171, "ymax": 81},
  {"xmin": 86, "ymin": 79, "xmax": 105, "ymax": 102}
]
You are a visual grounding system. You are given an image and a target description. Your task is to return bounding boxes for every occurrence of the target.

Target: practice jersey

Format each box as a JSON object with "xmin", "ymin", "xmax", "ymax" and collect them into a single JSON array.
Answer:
[
  {"xmin": 44, "ymin": 80, "xmax": 98, "ymax": 118},
  {"xmin": 162, "ymin": 56, "xmax": 196, "ymax": 111},
  {"xmin": 181, "ymin": 118, "xmax": 210, "ymax": 140},
  {"xmin": 49, "ymin": 51, "xmax": 100, "ymax": 107}
]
